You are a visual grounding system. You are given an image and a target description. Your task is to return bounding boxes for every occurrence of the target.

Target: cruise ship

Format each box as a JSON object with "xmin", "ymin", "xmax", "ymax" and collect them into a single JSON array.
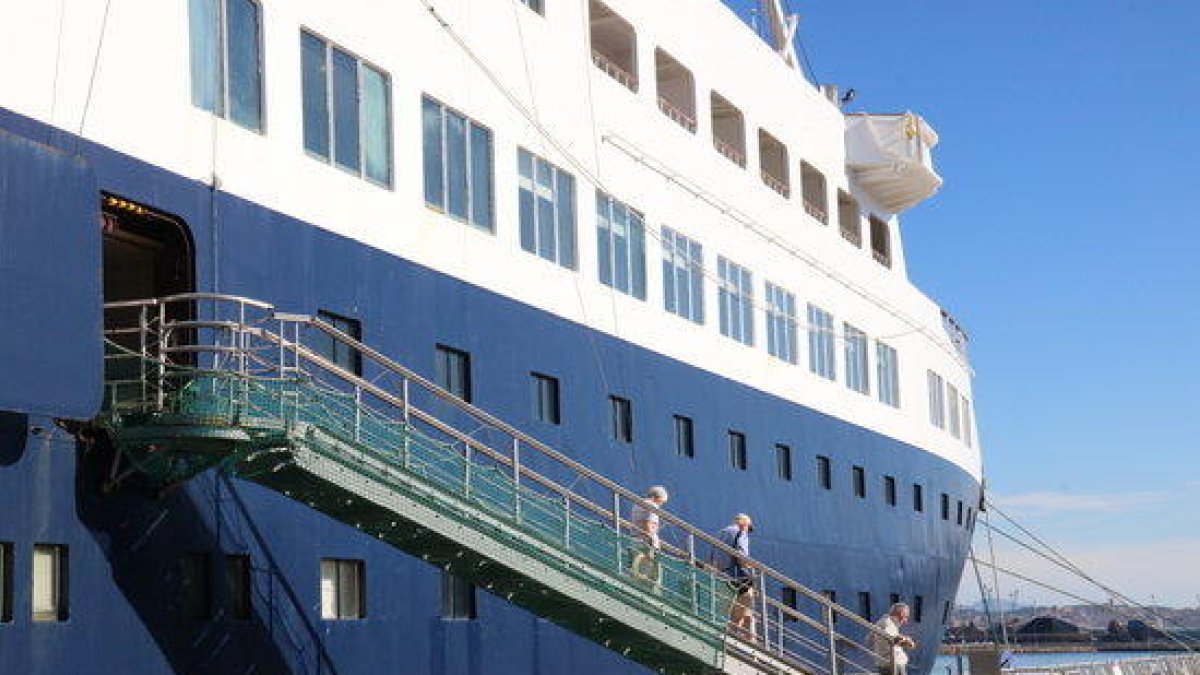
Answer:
[{"xmin": 0, "ymin": 0, "xmax": 982, "ymax": 673}]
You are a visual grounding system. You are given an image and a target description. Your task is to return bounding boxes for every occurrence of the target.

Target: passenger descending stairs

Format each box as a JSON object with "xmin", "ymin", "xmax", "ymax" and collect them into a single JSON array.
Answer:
[{"xmin": 98, "ymin": 294, "xmax": 890, "ymax": 675}]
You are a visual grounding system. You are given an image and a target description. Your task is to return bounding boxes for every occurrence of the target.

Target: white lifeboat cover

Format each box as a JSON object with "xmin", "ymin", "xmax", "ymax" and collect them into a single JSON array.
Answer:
[{"xmin": 845, "ymin": 113, "xmax": 943, "ymax": 214}]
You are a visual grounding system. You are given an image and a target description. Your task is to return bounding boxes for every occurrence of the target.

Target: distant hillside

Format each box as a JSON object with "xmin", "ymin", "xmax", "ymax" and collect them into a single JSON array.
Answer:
[{"xmin": 952, "ymin": 604, "xmax": 1200, "ymax": 630}]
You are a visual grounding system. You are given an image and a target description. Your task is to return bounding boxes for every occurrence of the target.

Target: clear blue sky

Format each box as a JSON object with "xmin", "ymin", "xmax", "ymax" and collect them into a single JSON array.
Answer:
[{"xmin": 787, "ymin": 1, "xmax": 1200, "ymax": 607}]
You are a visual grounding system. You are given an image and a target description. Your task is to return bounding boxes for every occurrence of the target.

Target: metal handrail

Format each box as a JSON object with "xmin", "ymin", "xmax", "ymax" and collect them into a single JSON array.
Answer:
[{"xmin": 102, "ymin": 293, "xmax": 899, "ymax": 672}]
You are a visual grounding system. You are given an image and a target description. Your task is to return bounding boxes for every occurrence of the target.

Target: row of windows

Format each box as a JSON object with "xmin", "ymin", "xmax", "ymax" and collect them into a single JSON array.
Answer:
[
  {"xmin": 186, "ymin": 4, "xmax": 969, "ymax": 437},
  {"xmin": 927, "ymin": 369, "xmax": 975, "ymax": 447},
  {"xmin": 815, "ymin": 456, "xmax": 977, "ymax": 530},
  {"xmin": 0, "ymin": 542, "xmax": 68, "ymax": 623}
]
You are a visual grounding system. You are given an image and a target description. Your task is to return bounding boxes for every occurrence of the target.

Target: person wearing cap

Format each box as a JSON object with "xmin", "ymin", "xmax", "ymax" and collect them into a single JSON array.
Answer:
[
  {"xmin": 629, "ymin": 486, "xmax": 669, "ymax": 584},
  {"xmin": 711, "ymin": 513, "xmax": 757, "ymax": 640}
]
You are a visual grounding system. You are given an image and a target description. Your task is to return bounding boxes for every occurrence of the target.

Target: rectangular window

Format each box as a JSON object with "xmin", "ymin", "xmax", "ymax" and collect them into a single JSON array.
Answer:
[
  {"xmin": 947, "ymin": 383, "xmax": 962, "ymax": 439},
  {"xmin": 316, "ymin": 310, "xmax": 363, "ymax": 375},
  {"xmin": 1, "ymin": 542, "xmax": 14, "ymax": 623},
  {"xmin": 32, "ymin": 544, "xmax": 68, "ymax": 622},
  {"xmin": 765, "ymin": 282, "xmax": 798, "ymax": 364},
  {"xmin": 876, "ymin": 341, "xmax": 900, "ymax": 407},
  {"xmin": 518, "ymin": 149, "xmax": 577, "ymax": 268},
  {"xmin": 189, "ymin": 0, "xmax": 263, "ymax": 131},
  {"xmin": 610, "ymin": 395, "xmax": 633, "ymax": 443},
  {"xmin": 320, "ymin": 558, "xmax": 365, "ymax": 620},
  {"xmin": 941, "ymin": 493, "xmax": 950, "ymax": 521},
  {"xmin": 966, "ymin": 506, "xmax": 975, "ymax": 531},
  {"xmin": 596, "ymin": 192, "xmax": 647, "ymax": 299},
  {"xmin": 781, "ymin": 586, "xmax": 798, "ymax": 622},
  {"xmin": 531, "ymin": 372, "xmax": 561, "ymax": 425},
  {"xmin": 435, "ymin": 345, "xmax": 472, "ymax": 402},
  {"xmin": 661, "ymin": 227, "xmax": 704, "ymax": 324},
  {"xmin": 884, "ymin": 475, "xmax": 897, "ymax": 506},
  {"xmin": 858, "ymin": 591, "xmax": 872, "ymax": 620},
  {"xmin": 816, "ymin": 455, "xmax": 832, "ymax": 490},
  {"xmin": 181, "ymin": 552, "xmax": 212, "ymax": 620},
  {"xmin": 226, "ymin": 554, "xmax": 252, "ymax": 620},
  {"xmin": 928, "ymin": 370, "xmax": 946, "ymax": 429},
  {"xmin": 302, "ymin": 31, "xmax": 392, "ymax": 185},
  {"xmin": 890, "ymin": 593, "xmax": 901, "ymax": 608},
  {"xmin": 962, "ymin": 397, "xmax": 974, "ymax": 448},
  {"xmin": 943, "ymin": 600, "xmax": 952, "ymax": 624},
  {"xmin": 913, "ymin": 484, "xmax": 924, "ymax": 512},
  {"xmin": 956, "ymin": 500, "xmax": 964, "ymax": 526},
  {"xmin": 441, "ymin": 571, "xmax": 477, "ymax": 620},
  {"xmin": 852, "ymin": 466, "xmax": 866, "ymax": 499},
  {"xmin": 807, "ymin": 304, "xmax": 836, "ymax": 380},
  {"xmin": 844, "ymin": 323, "xmax": 869, "ymax": 394},
  {"xmin": 728, "ymin": 431, "xmax": 747, "ymax": 471},
  {"xmin": 717, "ymin": 257, "xmax": 754, "ymax": 346},
  {"xmin": 913, "ymin": 595, "xmax": 924, "ymax": 623},
  {"xmin": 423, "ymin": 96, "xmax": 494, "ymax": 229},
  {"xmin": 775, "ymin": 443, "xmax": 792, "ymax": 481},
  {"xmin": 673, "ymin": 415, "xmax": 695, "ymax": 458}
]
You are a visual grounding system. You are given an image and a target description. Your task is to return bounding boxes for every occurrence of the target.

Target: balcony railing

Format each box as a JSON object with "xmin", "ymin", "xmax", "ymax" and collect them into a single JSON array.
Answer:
[
  {"xmin": 591, "ymin": 50, "xmax": 638, "ymax": 91},
  {"xmin": 760, "ymin": 171, "xmax": 790, "ymax": 198},
  {"xmin": 803, "ymin": 198, "xmax": 828, "ymax": 224},
  {"xmin": 713, "ymin": 137, "xmax": 746, "ymax": 167},
  {"xmin": 657, "ymin": 95, "xmax": 697, "ymax": 133},
  {"xmin": 872, "ymin": 248, "xmax": 892, "ymax": 268},
  {"xmin": 840, "ymin": 222, "xmax": 863, "ymax": 247}
]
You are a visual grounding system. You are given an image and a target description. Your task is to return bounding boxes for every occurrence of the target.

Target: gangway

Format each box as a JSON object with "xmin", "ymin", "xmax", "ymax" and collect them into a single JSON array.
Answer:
[{"xmin": 99, "ymin": 293, "xmax": 897, "ymax": 675}]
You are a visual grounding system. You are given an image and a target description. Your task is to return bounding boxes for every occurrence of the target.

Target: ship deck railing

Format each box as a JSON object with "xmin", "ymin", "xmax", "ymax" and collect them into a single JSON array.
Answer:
[{"xmin": 100, "ymin": 292, "xmax": 901, "ymax": 675}]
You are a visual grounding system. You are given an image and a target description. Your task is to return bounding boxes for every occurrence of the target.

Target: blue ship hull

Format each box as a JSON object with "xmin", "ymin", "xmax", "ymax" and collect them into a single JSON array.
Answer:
[{"xmin": 0, "ymin": 109, "xmax": 978, "ymax": 674}]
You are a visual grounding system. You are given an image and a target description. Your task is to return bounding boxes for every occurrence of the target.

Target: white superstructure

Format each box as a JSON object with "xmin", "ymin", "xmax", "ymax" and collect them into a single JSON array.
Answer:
[{"xmin": 0, "ymin": 0, "xmax": 979, "ymax": 478}]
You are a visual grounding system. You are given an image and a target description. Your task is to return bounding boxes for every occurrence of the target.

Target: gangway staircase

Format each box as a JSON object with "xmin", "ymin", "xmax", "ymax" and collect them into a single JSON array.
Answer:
[{"xmin": 99, "ymin": 294, "xmax": 895, "ymax": 675}]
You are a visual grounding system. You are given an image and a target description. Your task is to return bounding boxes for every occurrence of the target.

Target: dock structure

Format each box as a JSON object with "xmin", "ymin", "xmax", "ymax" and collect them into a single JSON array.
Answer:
[{"xmin": 99, "ymin": 293, "xmax": 900, "ymax": 675}]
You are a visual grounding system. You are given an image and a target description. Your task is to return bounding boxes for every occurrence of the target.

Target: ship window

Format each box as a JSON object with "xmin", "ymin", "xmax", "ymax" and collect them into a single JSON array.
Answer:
[
  {"xmin": 876, "ymin": 341, "xmax": 901, "ymax": 408},
  {"xmin": 800, "ymin": 162, "xmax": 828, "ymax": 224},
  {"xmin": 966, "ymin": 507, "xmax": 975, "ymax": 531},
  {"xmin": 928, "ymin": 371, "xmax": 946, "ymax": 429},
  {"xmin": 844, "ymin": 323, "xmax": 869, "ymax": 394},
  {"xmin": 435, "ymin": 345, "xmax": 473, "ymax": 403},
  {"xmin": 775, "ymin": 443, "xmax": 792, "ymax": 481},
  {"xmin": 765, "ymin": 282, "xmax": 798, "ymax": 364},
  {"xmin": 758, "ymin": 130, "xmax": 790, "ymax": 197},
  {"xmin": 301, "ymin": 30, "xmax": 392, "ymax": 186},
  {"xmin": 890, "ymin": 593, "xmax": 902, "ymax": 608},
  {"xmin": 728, "ymin": 431, "xmax": 748, "ymax": 471},
  {"xmin": 717, "ymin": 257, "xmax": 754, "ymax": 346},
  {"xmin": 962, "ymin": 397, "xmax": 974, "ymax": 448},
  {"xmin": 884, "ymin": 476, "xmax": 897, "ymax": 507},
  {"xmin": 710, "ymin": 93, "xmax": 746, "ymax": 167},
  {"xmin": 673, "ymin": 415, "xmax": 695, "ymax": 458},
  {"xmin": 838, "ymin": 191, "xmax": 862, "ymax": 246},
  {"xmin": 956, "ymin": 500, "xmax": 964, "ymax": 526},
  {"xmin": 610, "ymin": 395, "xmax": 633, "ymax": 443},
  {"xmin": 913, "ymin": 595, "xmax": 924, "ymax": 623},
  {"xmin": 858, "ymin": 591, "xmax": 872, "ymax": 620},
  {"xmin": 947, "ymin": 383, "xmax": 962, "ymax": 439},
  {"xmin": 518, "ymin": 0, "xmax": 544, "ymax": 15},
  {"xmin": 781, "ymin": 587, "xmax": 798, "ymax": 622},
  {"xmin": 315, "ymin": 310, "xmax": 363, "ymax": 376},
  {"xmin": 589, "ymin": 1, "xmax": 638, "ymax": 91},
  {"xmin": 1, "ymin": 542, "xmax": 13, "ymax": 623},
  {"xmin": 662, "ymin": 227, "xmax": 705, "ymax": 324},
  {"xmin": 852, "ymin": 466, "xmax": 866, "ymax": 498},
  {"xmin": 869, "ymin": 215, "xmax": 892, "ymax": 268},
  {"xmin": 913, "ymin": 484, "xmax": 924, "ymax": 512},
  {"xmin": 226, "ymin": 554, "xmax": 252, "ymax": 620},
  {"xmin": 940, "ymin": 493, "xmax": 950, "ymax": 521},
  {"xmin": 596, "ymin": 192, "xmax": 647, "ymax": 300},
  {"xmin": 422, "ymin": 96, "xmax": 494, "ymax": 229},
  {"xmin": 807, "ymin": 304, "xmax": 836, "ymax": 380},
  {"xmin": 32, "ymin": 544, "xmax": 68, "ymax": 622},
  {"xmin": 943, "ymin": 600, "xmax": 952, "ymax": 624},
  {"xmin": 181, "ymin": 552, "xmax": 212, "ymax": 620},
  {"xmin": 441, "ymin": 572, "xmax": 477, "ymax": 620},
  {"xmin": 320, "ymin": 559, "xmax": 364, "ymax": 620},
  {"xmin": 531, "ymin": 372, "xmax": 561, "ymax": 425},
  {"xmin": 816, "ymin": 455, "xmax": 832, "ymax": 490},
  {"xmin": 188, "ymin": 0, "xmax": 263, "ymax": 132},
  {"xmin": 655, "ymin": 49, "xmax": 696, "ymax": 132},
  {"xmin": 518, "ymin": 149, "xmax": 577, "ymax": 269}
]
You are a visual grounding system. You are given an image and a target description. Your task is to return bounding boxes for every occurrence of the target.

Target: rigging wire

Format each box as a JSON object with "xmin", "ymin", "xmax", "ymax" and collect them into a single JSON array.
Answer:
[
  {"xmin": 76, "ymin": 0, "xmax": 115, "ymax": 146},
  {"xmin": 983, "ymin": 507, "xmax": 1011, "ymax": 646}
]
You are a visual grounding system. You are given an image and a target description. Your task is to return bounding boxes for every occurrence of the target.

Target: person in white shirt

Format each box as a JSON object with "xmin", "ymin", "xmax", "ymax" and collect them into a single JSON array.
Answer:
[
  {"xmin": 629, "ymin": 486, "xmax": 669, "ymax": 583},
  {"xmin": 870, "ymin": 602, "xmax": 917, "ymax": 675}
]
